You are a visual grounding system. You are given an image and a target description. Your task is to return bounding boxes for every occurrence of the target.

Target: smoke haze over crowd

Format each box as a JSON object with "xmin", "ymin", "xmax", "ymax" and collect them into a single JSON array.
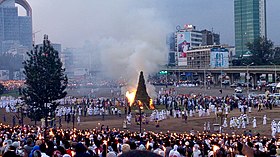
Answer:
[{"xmin": 19, "ymin": 0, "xmax": 280, "ymax": 89}]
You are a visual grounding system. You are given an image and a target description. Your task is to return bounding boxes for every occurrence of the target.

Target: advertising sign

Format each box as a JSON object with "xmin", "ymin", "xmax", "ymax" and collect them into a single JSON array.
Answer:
[
  {"xmin": 177, "ymin": 32, "xmax": 190, "ymax": 66},
  {"xmin": 210, "ymin": 48, "xmax": 229, "ymax": 68}
]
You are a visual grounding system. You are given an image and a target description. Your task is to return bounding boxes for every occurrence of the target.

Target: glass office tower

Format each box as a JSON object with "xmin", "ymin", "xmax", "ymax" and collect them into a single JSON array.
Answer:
[
  {"xmin": 0, "ymin": 0, "xmax": 32, "ymax": 53},
  {"xmin": 234, "ymin": 0, "xmax": 266, "ymax": 57}
]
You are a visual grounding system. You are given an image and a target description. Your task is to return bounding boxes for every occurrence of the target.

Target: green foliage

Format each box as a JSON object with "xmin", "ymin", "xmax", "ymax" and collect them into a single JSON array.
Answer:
[
  {"xmin": 134, "ymin": 71, "xmax": 150, "ymax": 107},
  {"xmin": 240, "ymin": 37, "xmax": 274, "ymax": 65},
  {"xmin": 22, "ymin": 35, "xmax": 68, "ymax": 126},
  {"xmin": 272, "ymin": 47, "xmax": 280, "ymax": 64},
  {"xmin": 0, "ymin": 83, "xmax": 5, "ymax": 95}
]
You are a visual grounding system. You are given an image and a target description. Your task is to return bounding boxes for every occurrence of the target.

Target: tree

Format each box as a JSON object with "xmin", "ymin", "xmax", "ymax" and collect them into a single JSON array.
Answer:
[
  {"xmin": 22, "ymin": 35, "xmax": 68, "ymax": 127},
  {"xmin": 134, "ymin": 71, "xmax": 150, "ymax": 108},
  {"xmin": 0, "ymin": 83, "xmax": 5, "ymax": 95},
  {"xmin": 272, "ymin": 47, "xmax": 280, "ymax": 64},
  {"xmin": 241, "ymin": 37, "xmax": 274, "ymax": 65}
]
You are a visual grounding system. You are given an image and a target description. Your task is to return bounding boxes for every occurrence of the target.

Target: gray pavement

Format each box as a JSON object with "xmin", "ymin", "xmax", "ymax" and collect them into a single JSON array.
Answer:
[{"xmin": 66, "ymin": 84, "xmax": 265, "ymax": 98}]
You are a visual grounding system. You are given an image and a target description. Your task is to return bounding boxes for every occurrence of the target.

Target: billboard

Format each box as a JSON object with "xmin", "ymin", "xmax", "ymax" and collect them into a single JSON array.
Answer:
[
  {"xmin": 210, "ymin": 48, "xmax": 229, "ymax": 68},
  {"xmin": 177, "ymin": 32, "xmax": 190, "ymax": 66}
]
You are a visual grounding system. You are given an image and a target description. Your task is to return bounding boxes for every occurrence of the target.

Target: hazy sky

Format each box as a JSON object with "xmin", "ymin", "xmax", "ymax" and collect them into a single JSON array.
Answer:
[{"xmin": 22, "ymin": 0, "xmax": 280, "ymax": 48}]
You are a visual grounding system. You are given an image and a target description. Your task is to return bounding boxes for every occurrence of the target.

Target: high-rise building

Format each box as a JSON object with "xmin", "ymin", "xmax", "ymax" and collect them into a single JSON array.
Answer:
[
  {"xmin": 200, "ymin": 29, "xmax": 220, "ymax": 46},
  {"xmin": 234, "ymin": 0, "xmax": 266, "ymax": 57},
  {"xmin": 174, "ymin": 24, "xmax": 203, "ymax": 66},
  {"xmin": 0, "ymin": 0, "xmax": 32, "ymax": 53}
]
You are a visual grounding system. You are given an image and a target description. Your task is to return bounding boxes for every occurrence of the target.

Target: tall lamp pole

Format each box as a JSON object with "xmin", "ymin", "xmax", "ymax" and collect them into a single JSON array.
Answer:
[
  {"xmin": 270, "ymin": 62, "xmax": 277, "ymax": 84},
  {"xmin": 270, "ymin": 62, "xmax": 277, "ymax": 93},
  {"xmin": 138, "ymin": 101, "xmax": 143, "ymax": 133},
  {"xmin": 204, "ymin": 68, "xmax": 206, "ymax": 92},
  {"xmin": 244, "ymin": 62, "xmax": 254, "ymax": 96},
  {"xmin": 139, "ymin": 104, "xmax": 142, "ymax": 133},
  {"xmin": 220, "ymin": 68, "xmax": 223, "ymax": 89},
  {"xmin": 165, "ymin": 65, "xmax": 168, "ymax": 88}
]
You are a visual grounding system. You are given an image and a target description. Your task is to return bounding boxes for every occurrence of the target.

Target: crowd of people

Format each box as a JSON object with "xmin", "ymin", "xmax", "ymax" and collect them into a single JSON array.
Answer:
[
  {"xmin": 1, "ymin": 86, "xmax": 280, "ymax": 131},
  {"xmin": 2, "ymin": 84, "xmax": 280, "ymax": 156},
  {"xmin": 0, "ymin": 80, "xmax": 24, "ymax": 91},
  {"xmin": 0, "ymin": 124, "xmax": 280, "ymax": 157}
]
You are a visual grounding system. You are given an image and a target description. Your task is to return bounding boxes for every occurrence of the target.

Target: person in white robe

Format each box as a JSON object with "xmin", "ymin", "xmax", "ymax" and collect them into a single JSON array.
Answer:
[
  {"xmin": 123, "ymin": 120, "xmax": 127, "ymax": 129},
  {"xmin": 5, "ymin": 105, "xmax": 10, "ymax": 113},
  {"xmin": 207, "ymin": 122, "xmax": 211, "ymax": 131},
  {"xmin": 162, "ymin": 110, "xmax": 166, "ymax": 120},
  {"xmin": 252, "ymin": 117, "xmax": 257, "ymax": 128},
  {"xmin": 248, "ymin": 106, "xmax": 252, "ymax": 113},
  {"xmin": 159, "ymin": 111, "xmax": 163, "ymax": 121},
  {"xmin": 277, "ymin": 121, "xmax": 280, "ymax": 133},
  {"xmin": 126, "ymin": 113, "xmax": 131, "ymax": 125},
  {"xmin": 224, "ymin": 106, "xmax": 229, "ymax": 117},
  {"xmin": 189, "ymin": 110, "xmax": 193, "ymax": 117},
  {"xmin": 178, "ymin": 110, "xmax": 181, "ymax": 118},
  {"xmin": 271, "ymin": 120, "xmax": 277, "ymax": 130},
  {"xmin": 237, "ymin": 117, "xmax": 241, "ymax": 129},
  {"xmin": 263, "ymin": 115, "xmax": 267, "ymax": 125},
  {"xmin": 173, "ymin": 109, "xmax": 176, "ymax": 118},
  {"xmin": 206, "ymin": 109, "xmax": 210, "ymax": 116},
  {"xmin": 272, "ymin": 127, "xmax": 277, "ymax": 138},
  {"xmin": 78, "ymin": 107, "xmax": 82, "ymax": 116},
  {"xmin": 230, "ymin": 117, "xmax": 235, "ymax": 129},
  {"xmin": 77, "ymin": 116, "xmax": 81, "ymax": 125},
  {"xmin": 234, "ymin": 117, "xmax": 239, "ymax": 128},
  {"xmin": 88, "ymin": 107, "xmax": 93, "ymax": 116},
  {"xmin": 223, "ymin": 118, "xmax": 228, "ymax": 128},
  {"xmin": 242, "ymin": 119, "xmax": 246, "ymax": 129}
]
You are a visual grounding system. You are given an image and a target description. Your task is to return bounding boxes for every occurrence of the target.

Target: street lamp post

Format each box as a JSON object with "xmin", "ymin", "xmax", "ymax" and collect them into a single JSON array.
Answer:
[
  {"xmin": 244, "ymin": 62, "xmax": 254, "ymax": 96},
  {"xmin": 220, "ymin": 68, "xmax": 223, "ymax": 89},
  {"xmin": 16, "ymin": 102, "xmax": 24, "ymax": 128},
  {"xmin": 204, "ymin": 68, "xmax": 206, "ymax": 92},
  {"xmin": 20, "ymin": 106, "xmax": 23, "ymax": 128},
  {"xmin": 270, "ymin": 62, "xmax": 277, "ymax": 93},
  {"xmin": 139, "ymin": 104, "xmax": 142, "ymax": 133},
  {"xmin": 270, "ymin": 62, "xmax": 277, "ymax": 84},
  {"xmin": 165, "ymin": 65, "xmax": 168, "ymax": 88},
  {"xmin": 137, "ymin": 101, "xmax": 143, "ymax": 133}
]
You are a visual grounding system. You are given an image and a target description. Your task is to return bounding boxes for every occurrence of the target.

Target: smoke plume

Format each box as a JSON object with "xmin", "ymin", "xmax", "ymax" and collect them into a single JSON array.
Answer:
[{"xmin": 93, "ymin": 2, "xmax": 171, "ymax": 97}]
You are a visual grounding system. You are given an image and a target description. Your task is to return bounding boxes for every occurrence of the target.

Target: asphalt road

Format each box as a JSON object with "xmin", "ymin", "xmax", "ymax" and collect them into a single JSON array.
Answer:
[{"xmin": 67, "ymin": 84, "xmax": 264, "ymax": 98}]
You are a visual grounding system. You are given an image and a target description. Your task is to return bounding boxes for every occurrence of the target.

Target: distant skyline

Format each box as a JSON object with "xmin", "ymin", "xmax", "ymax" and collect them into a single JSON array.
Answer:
[{"xmin": 20, "ymin": 0, "xmax": 280, "ymax": 48}]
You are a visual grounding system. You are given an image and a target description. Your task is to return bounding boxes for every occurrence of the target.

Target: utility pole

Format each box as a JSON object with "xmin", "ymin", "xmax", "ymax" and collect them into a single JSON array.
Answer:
[
  {"xmin": 244, "ymin": 62, "xmax": 254, "ymax": 97},
  {"xmin": 204, "ymin": 68, "xmax": 206, "ymax": 92},
  {"xmin": 220, "ymin": 68, "xmax": 223, "ymax": 89}
]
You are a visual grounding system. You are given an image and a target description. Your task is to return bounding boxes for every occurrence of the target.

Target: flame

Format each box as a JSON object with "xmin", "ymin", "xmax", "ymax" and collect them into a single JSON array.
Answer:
[
  {"xmin": 149, "ymin": 99, "xmax": 155, "ymax": 110},
  {"xmin": 126, "ymin": 90, "xmax": 136, "ymax": 106},
  {"xmin": 49, "ymin": 129, "xmax": 54, "ymax": 137},
  {"xmin": 213, "ymin": 145, "xmax": 219, "ymax": 153},
  {"xmin": 38, "ymin": 134, "xmax": 42, "ymax": 140},
  {"xmin": 146, "ymin": 140, "xmax": 150, "ymax": 149}
]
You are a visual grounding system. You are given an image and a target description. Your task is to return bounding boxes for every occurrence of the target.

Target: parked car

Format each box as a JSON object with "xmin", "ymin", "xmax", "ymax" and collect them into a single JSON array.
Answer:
[
  {"xmin": 248, "ymin": 92, "xmax": 258, "ymax": 99},
  {"xmin": 269, "ymin": 93, "xmax": 280, "ymax": 98},
  {"xmin": 266, "ymin": 83, "xmax": 277, "ymax": 87},
  {"xmin": 235, "ymin": 87, "xmax": 243, "ymax": 93},
  {"xmin": 222, "ymin": 80, "xmax": 230, "ymax": 85},
  {"xmin": 232, "ymin": 93, "xmax": 246, "ymax": 100},
  {"xmin": 230, "ymin": 83, "xmax": 238, "ymax": 88}
]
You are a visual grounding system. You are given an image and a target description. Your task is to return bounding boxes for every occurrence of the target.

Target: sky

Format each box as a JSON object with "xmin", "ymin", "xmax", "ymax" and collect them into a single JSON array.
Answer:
[{"xmin": 20, "ymin": 0, "xmax": 280, "ymax": 48}]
